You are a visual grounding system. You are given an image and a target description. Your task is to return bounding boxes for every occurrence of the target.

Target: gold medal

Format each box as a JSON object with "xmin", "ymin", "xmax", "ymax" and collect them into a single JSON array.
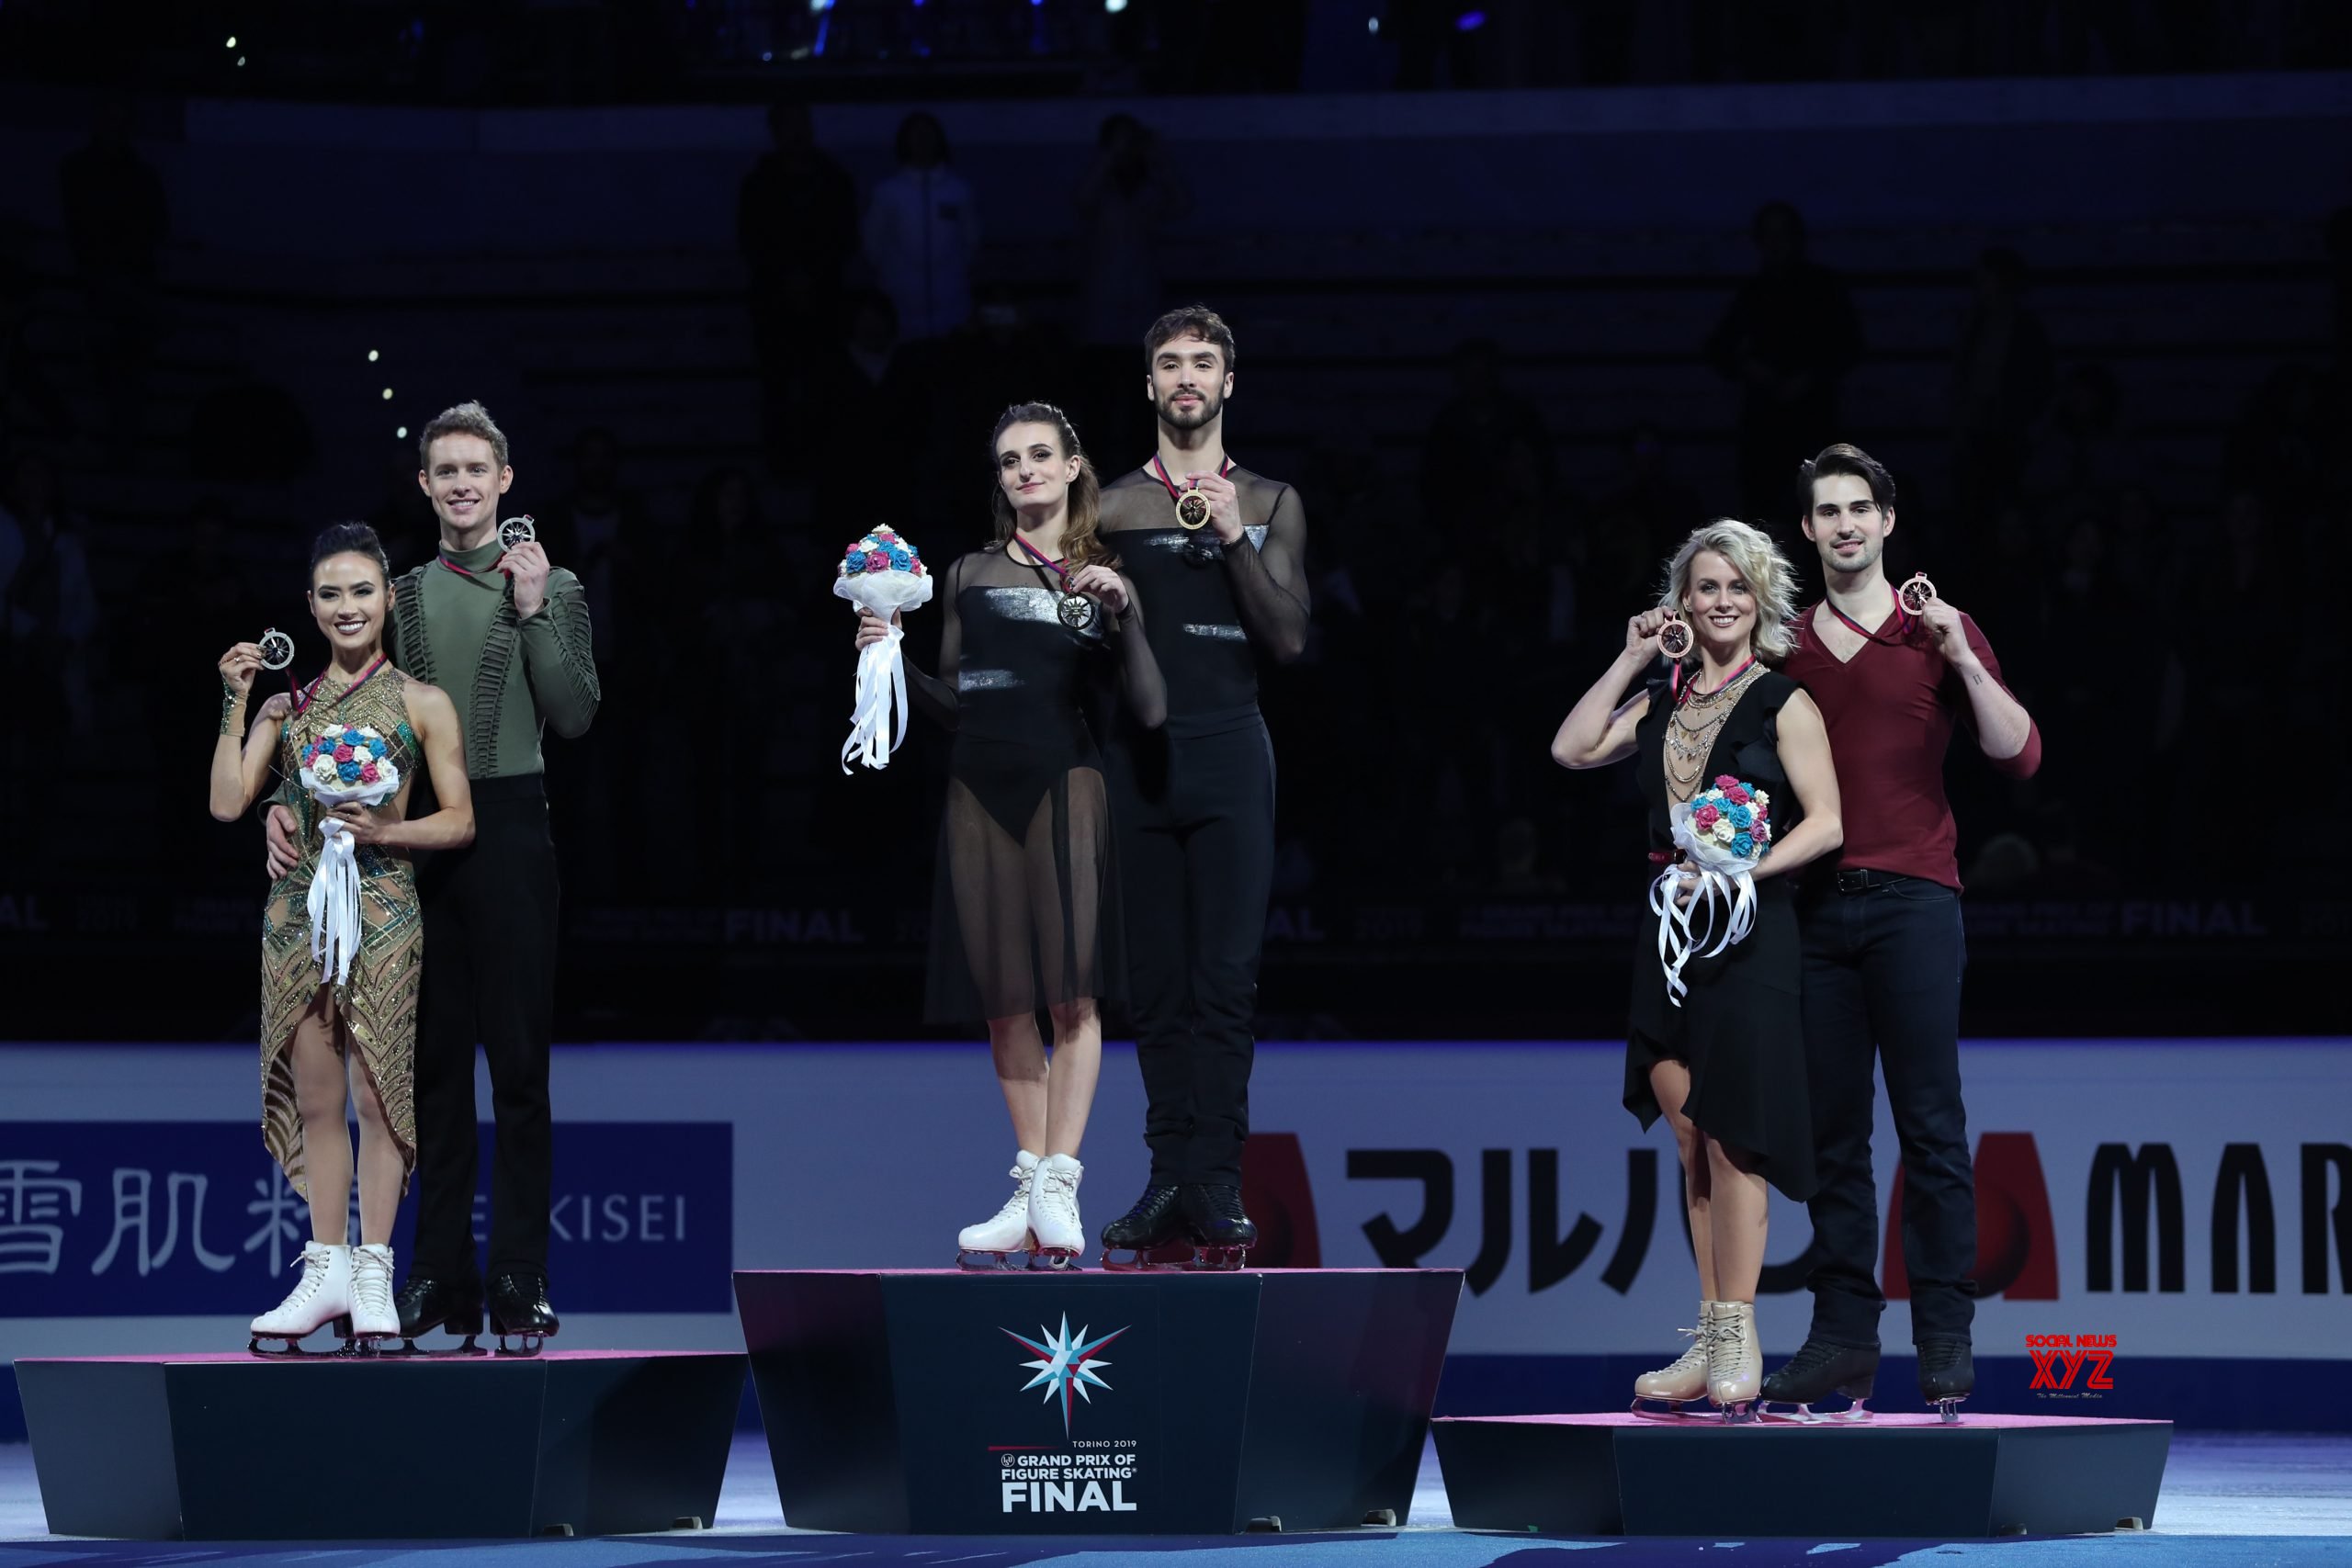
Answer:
[{"xmin": 1175, "ymin": 488, "xmax": 1212, "ymax": 530}]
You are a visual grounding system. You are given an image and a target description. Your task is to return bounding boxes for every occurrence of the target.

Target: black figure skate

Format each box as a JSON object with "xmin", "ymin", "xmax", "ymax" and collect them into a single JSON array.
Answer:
[
  {"xmin": 488, "ymin": 1271, "xmax": 560, "ymax": 1356},
  {"xmin": 1098, "ymin": 1184, "xmax": 1187, "ymax": 1269},
  {"xmin": 1758, "ymin": 1337, "xmax": 1880, "ymax": 1423},
  {"xmin": 392, "ymin": 1270, "xmax": 486, "ymax": 1356},
  {"xmin": 1918, "ymin": 1338, "xmax": 1973, "ymax": 1423},
  {"xmin": 1176, "ymin": 1184, "xmax": 1256, "ymax": 1270}
]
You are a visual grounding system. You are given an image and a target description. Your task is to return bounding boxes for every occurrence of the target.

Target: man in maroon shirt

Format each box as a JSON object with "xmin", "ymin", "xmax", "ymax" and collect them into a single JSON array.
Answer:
[{"xmin": 1765, "ymin": 443, "xmax": 2041, "ymax": 1419}]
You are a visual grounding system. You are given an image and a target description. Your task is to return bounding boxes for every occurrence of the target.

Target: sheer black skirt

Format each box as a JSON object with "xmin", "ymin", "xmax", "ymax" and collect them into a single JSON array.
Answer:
[{"xmin": 923, "ymin": 730, "xmax": 1127, "ymax": 1024}]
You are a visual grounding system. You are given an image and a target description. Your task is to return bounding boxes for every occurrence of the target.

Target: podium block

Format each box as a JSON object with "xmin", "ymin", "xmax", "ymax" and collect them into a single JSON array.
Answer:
[
  {"xmin": 17, "ymin": 1350, "xmax": 744, "ymax": 1540},
  {"xmin": 735, "ymin": 1268, "xmax": 1460, "ymax": 1534},
  {"xmin": 1435, "ymin": 1412, "xmax": 2172, "ymax": 1537}
]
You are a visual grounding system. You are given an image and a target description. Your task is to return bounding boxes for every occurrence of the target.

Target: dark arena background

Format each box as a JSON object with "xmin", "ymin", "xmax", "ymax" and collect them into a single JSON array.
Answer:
[{"xmin": 2, "ymin": 1, "xmax": 2349, "ymax": 1560}]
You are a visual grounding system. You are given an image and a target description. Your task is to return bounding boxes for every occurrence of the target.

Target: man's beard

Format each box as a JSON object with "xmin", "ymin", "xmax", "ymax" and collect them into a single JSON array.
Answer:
[
  {"xmin": 1157, "ymin": 389, "xmax": 1222, "ymax": 432},
  {"xmin": 1821, "ymin": 536, "xmax": 1883, "ymax": 573}
]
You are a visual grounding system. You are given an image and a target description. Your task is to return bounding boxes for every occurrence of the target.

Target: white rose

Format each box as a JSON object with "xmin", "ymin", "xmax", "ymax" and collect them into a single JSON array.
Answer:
[
  {"xmin": 1712, "ymin": 818, "xmax": 1736, "ymax": 844},
  {"xmin": 311, "ymin": 756, "xmax": 338, "ymax": 784},
  {"xmin": 1752, "ymin": 790, "xmax": 1770, "ymax": 807}
]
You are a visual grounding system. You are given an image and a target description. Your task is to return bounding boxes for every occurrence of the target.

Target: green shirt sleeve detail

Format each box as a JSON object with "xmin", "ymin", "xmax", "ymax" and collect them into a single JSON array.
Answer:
[{"xmin": 518, "ymin": 570, "xmax": 600, "ymax": 739}]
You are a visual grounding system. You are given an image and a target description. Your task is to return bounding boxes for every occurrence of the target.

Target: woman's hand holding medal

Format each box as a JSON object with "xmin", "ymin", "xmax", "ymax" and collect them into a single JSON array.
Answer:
[
  {"xmin": 1625, "ymin": 605, "xmax": 1680, "ymax": 659},
  {"xmin": 1065, "ymin": 562, "xmax": 1130, "ymax": 619}
]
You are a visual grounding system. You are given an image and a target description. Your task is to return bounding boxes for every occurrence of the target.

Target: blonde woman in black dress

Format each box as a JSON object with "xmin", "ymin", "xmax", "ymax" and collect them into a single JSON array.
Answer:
[{"xmin": 1551, "ymin": 519, "xmax": 1843, "ymax": 1417}]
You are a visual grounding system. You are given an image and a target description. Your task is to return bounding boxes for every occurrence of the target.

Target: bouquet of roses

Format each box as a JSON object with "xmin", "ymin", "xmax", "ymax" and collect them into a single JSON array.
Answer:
[
  {"xmin": 296, "ymin": 723, "xmax": 402, "ymax": 986},
  {"xmin": 1648, "ymin": 775, "xmax": 1773, "ymax": 1007},
  {"xmin": 835, "ymin": 528, "xmax": 934, "ymax": 773}
]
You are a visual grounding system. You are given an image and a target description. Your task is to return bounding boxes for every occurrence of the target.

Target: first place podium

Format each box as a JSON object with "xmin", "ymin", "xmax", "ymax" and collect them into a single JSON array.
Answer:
[{"xmin": 735, "ymin": 1268, "xmax": 1462, "ymax": 1534}]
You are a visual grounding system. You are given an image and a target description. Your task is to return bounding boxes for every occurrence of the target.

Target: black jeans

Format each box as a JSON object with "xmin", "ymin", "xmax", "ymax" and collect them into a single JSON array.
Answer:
[
  {"xmin": 409, "ymin": 777, "xmax": 560, "ymax": 1283},
  {"xmin": 1105, "ymin": 719, "xmax": 1276, "ymax": 1188},
  {"xmin": 1796, "ymin": 873, "xmax": 1974, "ymax": 1347}
]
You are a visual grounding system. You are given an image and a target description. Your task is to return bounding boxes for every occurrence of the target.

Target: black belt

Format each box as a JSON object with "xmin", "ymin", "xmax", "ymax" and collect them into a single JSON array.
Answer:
[{"xmin": 1833, "ymin": 867, "xmax": 1914, "ymax": 894}]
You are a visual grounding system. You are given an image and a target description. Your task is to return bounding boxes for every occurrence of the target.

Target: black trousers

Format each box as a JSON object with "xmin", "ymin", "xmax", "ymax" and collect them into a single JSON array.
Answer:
[
  {"xmin": 1105, "ymin": 719, "xmax": 1276, "ymax": 1188},
  {"xmin": 1796, "ymin": 874, "xmax": 1975, "ymax": 1347},
  {"xmin": 410, "ymin": 776, "xmax": 560, "ymax": 1282}
]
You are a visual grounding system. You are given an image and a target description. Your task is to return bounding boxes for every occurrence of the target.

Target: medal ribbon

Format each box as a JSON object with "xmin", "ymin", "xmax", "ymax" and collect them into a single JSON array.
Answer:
[
  {"xmin": 1147, "ymin": 454, "xmax": 1235, "ymax": 501},
  {"xmin": 291, "ymin": 653, "xmax": 390, "ymax": 716},
  {"xmin": 1826, "ymin": 594, "xmax": 1916, "ymax": 647}
]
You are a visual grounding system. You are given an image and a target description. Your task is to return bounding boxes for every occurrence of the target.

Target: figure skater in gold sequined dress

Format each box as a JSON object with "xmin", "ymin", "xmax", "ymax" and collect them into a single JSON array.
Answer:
[{"xmin": 210, "ymin": 523, "xmax": 474, "ymax": 1352}]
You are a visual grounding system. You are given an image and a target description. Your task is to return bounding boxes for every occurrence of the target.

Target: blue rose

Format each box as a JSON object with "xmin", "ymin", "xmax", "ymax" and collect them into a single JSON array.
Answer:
[
  {"xmin": 1731, "ymin": 832, "xmax": 1755, "ymax": 858},
  {"xmin": 887, "ymin": 547, "xmax": 912, "ymax": 570},
  {"xmin": 843, "ymin": 554, "xmax": 865, "ymax": 574},
  {"xmin": 337, "ymin": 760, "xmax": 362, "ymax": 783},
  {"xmin": 1727, "ymin": 803, "xmax": 1753, "ymax": 829}
]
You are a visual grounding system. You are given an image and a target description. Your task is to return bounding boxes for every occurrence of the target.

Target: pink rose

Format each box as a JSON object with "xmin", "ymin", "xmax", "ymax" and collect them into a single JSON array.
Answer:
[
  {"xmin": 359, "ymin": 762, "xmax": 380, "ymax": 784},
  {"xmin": 334, "ymin": 744, "xmax": 356, "ymax": 763},
  {"xmin": 1724, "ymin": 786, "xmax": 1750, "ymax": 806},
  {"xmin": 1693, "ymin": 805, "xmax": 1720, "ymax": 828},
  {"xmin": 1714, "ymin": 775, "xmax": 1737, "ymax": 790},
  {"xmin": 864, "ymin": 554, "xmax": 888, "ymax": 573},
  {"xmin": 911, "ymin": 560, "xmax": 926, "ymax": 576}
]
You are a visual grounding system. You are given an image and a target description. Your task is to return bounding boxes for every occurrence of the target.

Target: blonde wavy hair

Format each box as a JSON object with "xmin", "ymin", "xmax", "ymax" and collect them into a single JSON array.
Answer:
[{"xmin": 1658, "ymin": 518, "xmax": 1801, "ymax": 665}]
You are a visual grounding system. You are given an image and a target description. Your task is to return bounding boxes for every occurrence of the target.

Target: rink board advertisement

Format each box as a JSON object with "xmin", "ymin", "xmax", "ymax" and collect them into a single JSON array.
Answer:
[{"xmin": 4, "ymin": 1041, "xmax": 2346, "ymax": 1380}]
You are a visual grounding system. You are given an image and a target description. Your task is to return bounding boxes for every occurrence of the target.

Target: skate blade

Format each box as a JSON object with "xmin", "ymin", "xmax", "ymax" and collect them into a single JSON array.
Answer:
[
  {"xmin": 1098, "ymin": 1243, "xmax": 1191, "ymax": 1271},
  {"xmin": 1026, "ymin": 1247, "xmax": 1084, "ymax": 1271},
  {"xmin": 1933, "ymin": 1396, "xmax": 1966, "ymax": 1424},
  {"xmin": 1759, "ymin": 1399, "xmax": 1873, "ymax": 1424},
  {"xmin": 1184, "ymin": 1246, "xmax": 1251, "ymax": 1271},
  {"xmin": 493, "ymin": 1334, "xmax": 548, "ymax": 1357},
  {"xmin": 1713, "ymin": 1398, "xmax": 1762, "ymax": 1424},
  {"xmin": 339, "ymin": 1333, "xmax": 403, "ymax": 1358},
  {"xmin": 956, "ymin": 1249, "xmax": 1035, "ymax": 1272},
  {"xmin": 1629, "ymin": 1396, "xmax": 1703, "ymax": 1420}
]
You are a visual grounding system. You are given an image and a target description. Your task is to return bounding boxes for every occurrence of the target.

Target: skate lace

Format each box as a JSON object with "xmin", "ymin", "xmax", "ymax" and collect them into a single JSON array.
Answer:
[
  {"xmin": 1706, "ymin": 1313, "xmax": 1756, "ymax": 1379},
  {"xmin": 1035, "ymin": 1166, "xmax": 1080, "ymax": 1215},
  {"xmin": 351, "ymin": 1251, "xmax": 395, "ymax": 1314},
  {"xmin": 276, "ymin": 1247, "xmax": 330, "ymax": 1310},
  {"xmin": 1649, "ymin": 1325, "xmax": 1704, "ymax": 1373},
  {"xmin": 991, "ymin": 1166, "xmax": 1037, "ymax": 1223}
]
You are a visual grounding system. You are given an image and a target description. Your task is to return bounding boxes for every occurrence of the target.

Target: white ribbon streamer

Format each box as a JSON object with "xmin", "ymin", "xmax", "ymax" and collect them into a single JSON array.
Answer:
[
  {"xmin": 306, "ymin": 819, "xmax": 366, "ymax": 986},
  {"xmin": 841, "ymin": 623, "xmax": 911, "ymax": 773},
  {"xmin": 1648, "ymin": 862, "xmax": 1758, "ymax": 1007}
]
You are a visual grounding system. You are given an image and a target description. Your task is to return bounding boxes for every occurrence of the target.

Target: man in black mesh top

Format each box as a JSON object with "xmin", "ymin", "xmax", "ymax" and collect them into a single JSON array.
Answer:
[{"xmin": 1092, "ymin": 305, "xmax": 1309, "ymax": 1266}]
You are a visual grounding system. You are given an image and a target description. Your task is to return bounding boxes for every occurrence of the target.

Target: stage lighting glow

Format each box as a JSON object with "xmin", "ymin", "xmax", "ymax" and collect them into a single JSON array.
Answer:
[
  {"xmin": 1368, "ymin": 17, "xmax": 1380, "ymax": 34},
  {"xmin": 1456, "ymin": 9, "xmax": 1486, "ymax": 28},
  {"xmin": 225, "ymin": 36, "xmax": 236, "ymax": 48},
  {"xmin": 808, "ymin": 0, "xmax": 831, "ymax": 11},
  {"xmin": 367, "ymin": 350, "xmax": 379, "ymax": 363},
  {"xmin": 237, "ymin": 57, "xmax": 246, "ymax": 66},
  {"xmin": 396, "ymin": 426, "xmax": 409, "ymax": 439},
  {"xmin": 763, "ymin": 51, "xmax": 774, "ymax": 61},
  {"xmin": 1106, "ymin": 0, "xmax": 1127, "ymax": 11},
  {"xmin": 381, "ymin": 388, "xmax": 394, "ymax": 400}
]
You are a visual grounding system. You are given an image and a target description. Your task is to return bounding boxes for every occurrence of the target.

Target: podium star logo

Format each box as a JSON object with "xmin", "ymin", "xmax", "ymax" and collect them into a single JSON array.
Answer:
[{"xmin": 1002, "ymin": 1313, "xmax": 1128, "ymax": 1438}]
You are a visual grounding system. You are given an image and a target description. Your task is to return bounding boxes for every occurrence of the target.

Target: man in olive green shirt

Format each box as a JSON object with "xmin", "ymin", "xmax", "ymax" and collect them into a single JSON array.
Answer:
[{"xmin": 267, "ymin": 400, "xmax": 598, "ymax": 1351}]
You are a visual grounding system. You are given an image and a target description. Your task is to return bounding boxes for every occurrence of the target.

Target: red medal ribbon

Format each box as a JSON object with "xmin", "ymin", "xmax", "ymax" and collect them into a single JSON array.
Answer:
[
  {"xmin": 292, "ymin": 653, "xmax": 390, "ymax": 716},
  {"xmin": 1825, "ymin": 593, "xmax": 1916, "ymax": 647},
  {"xmin": 1010, "ymin": 533, "xmax": 1071, "ymax": 584},
  {"xmin": 1676, "ymin": 655, "xmax": 1758, "ymax": 708},
  {"xmin": 437, "ymin": 548, "xmax": 510, "ymax": 581},
  {"xmin": 1146, "ymin": 454, "xmax": 1234, "ymax": 502}
]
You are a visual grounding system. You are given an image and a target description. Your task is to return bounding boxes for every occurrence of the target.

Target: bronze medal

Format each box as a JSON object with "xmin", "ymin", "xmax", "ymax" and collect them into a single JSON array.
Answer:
[
  {"xmin": 1898, "ymin": 572, "xmax": 1938, "ymax": 615},
  {"xmin": 1657, "ymin": 615, "xmax": 1694, "ymax": 659}
]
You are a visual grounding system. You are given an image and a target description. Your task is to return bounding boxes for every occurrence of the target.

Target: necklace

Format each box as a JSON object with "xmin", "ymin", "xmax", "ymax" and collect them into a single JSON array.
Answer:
[{"xmin": 1664, "ymin": 664, "xmax": 1759, "ymax": 802}]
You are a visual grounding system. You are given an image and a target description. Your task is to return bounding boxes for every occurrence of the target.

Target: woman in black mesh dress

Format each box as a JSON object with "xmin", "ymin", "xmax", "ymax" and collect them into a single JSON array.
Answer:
[{"xmin": 854, "ymin": 402, "xmax": 1166, "ymax": 1267}]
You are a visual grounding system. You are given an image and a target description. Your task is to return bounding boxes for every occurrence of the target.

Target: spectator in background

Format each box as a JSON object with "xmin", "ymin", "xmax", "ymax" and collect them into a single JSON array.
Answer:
[
  {"xmin": 1949, "ymin": 246, "xmax": 2053, "ymax": 537},
  {"xmin": 1590, "ymin": 423, "xmax": 1709, "ymax": 611},
  {"xmin": 1706, "ymin": 202, "xmax": 1862, "ymax": 525},
  {"xmin": 59, "ymin": 96, "xmax": 167, "ymax": 464},
  {"xmin": 1076, "ymin": 114, "xmax": 1191, "ymax": 461},
  {"xmin": 537, "ymin": 427, "xmax": 649, "ymax": 673},
  {"xmin": 810, "ymin": 290, "xmax": 930, "ymax": 530},
  {"xmin": 0, "ymin": 453, "xmax": 101, "ymax": 740},
  {"xmin": 863, "ymin": 112, "xmax": 980, "ymax": 342},
  {"xmin": 1420, "ymin": 337, "xmax": 1554, "ymax": 544},
  {"xmin": 2027, "ymin": 362, "xmax": 2134, "ymax": 507},
  {"xmin": 0, "ymin": 221, "xmax": 74, "ymax": 453},
  {"xmin": 739, "ymin": 98, "xmax": 859, "ymax": 475}
]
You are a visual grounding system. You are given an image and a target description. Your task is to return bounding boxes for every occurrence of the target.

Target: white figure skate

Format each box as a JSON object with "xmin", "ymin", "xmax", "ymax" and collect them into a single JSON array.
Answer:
[{"xmin": 957, "ymin": 1151, "xmax": 1041, "ymax": 1269}]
